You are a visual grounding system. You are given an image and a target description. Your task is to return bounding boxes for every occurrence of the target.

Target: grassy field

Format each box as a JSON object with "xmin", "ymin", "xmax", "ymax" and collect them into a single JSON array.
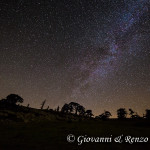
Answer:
[{"xmin": 0, "ymin": 119, "xmax": 150, "ymax": 150}]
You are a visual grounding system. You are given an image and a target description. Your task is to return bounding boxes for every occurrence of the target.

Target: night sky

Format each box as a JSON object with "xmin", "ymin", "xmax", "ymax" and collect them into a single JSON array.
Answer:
[{"xmin": 0, "ymin": 0, "xmax": 150, "ymax": 117}]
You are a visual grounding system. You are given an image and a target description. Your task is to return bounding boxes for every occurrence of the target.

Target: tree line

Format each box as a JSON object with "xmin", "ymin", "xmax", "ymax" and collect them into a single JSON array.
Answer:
[{"xmin": 0, "ymin": 94, "xmax": 150, "ymax": 120}]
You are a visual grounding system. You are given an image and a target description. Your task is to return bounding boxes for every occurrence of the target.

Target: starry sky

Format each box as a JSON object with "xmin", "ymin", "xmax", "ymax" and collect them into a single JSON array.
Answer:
[{"xmin": 0, "ymin": 0, "xmax": 150, "ymax": 117}]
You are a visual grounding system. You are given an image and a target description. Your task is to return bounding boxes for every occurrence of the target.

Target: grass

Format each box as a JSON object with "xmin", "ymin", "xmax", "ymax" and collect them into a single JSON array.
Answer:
[{"xmin": 0, "ymin": 119, "xmax": 150, "ymax": 150}]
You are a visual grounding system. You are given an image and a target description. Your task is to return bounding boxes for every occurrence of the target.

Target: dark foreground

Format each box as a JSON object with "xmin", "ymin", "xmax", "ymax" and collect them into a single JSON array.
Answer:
[{"xmin": 0, "ymin": 120, "xmax": 150, "ymax": 150}]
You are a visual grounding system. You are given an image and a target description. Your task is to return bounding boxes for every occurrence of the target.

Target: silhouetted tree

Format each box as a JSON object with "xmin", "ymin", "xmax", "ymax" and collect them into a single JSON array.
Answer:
[
  {"xmin": 27, "ymin": 104, "xmax": 30, "ymax": 107},
  {"xmin": 117, "ymin": 108, "xmax": 127, "ymax": 119},
  {"xmin": 68, "ymin": 102, "xmax": 80, "ymax": 115},
  {"xmin": 132, "ymin": 113, "xmax": 140, "ymax": 119},
  {"xmin": 104, "ymin": 111, "xmax": 112, "ymax": 118},
  {"xmin": 0, "ymin": 99, "xmax": 6, "ymax": 104},
  {"xmin": 98, "ymin": 111, "xmax": 112, "ymax": 120},
  {"xmin": 61, "ymin": 104, "xmax": 68, "ymax": 113},
  {"xmin": 145, "ymin": 109, "xmax": 150, "ymax": 119},
  {"xmin": 85, "ymin": 110, "xmax": 93, "ymax": 117},
  {"xmin": 61, "ymin": 103, "xmax": 73, "ymax": 113},
  {"xmin": 47, "ymin": 106, "xmax": 49, "ymax": 110},
  {"xmin": 5, "ymin": 94, "xmax": 23, "ymax": 105},
  {"xmin": 129, "ymin": 109, "xmax": 134, "ymax": 116},
  {"xmin": 57, "ymin": 106, "xmax": 59, "ymax": 112},
  {"xmin": 0, "ymin": 99, "xmax": 6, "ymax": 108},
  {"xmin": 41, "ymin": 100, "xmax": 46, "ymax": 109},
  {"xmin": 77, "ymin": 105, "xmax": 85, "ymax": 116},
  {"xmin": 129, "ymin": 109, "xmax": 140, "ymax": 119}
]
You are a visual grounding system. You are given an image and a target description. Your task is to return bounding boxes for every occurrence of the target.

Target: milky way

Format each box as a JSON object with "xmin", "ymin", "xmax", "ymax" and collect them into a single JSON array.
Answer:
[
  {"xmin": 0, "ymin": 0, "xmax": 150, "ymax": 117},
  {"xmin": 70, "ymin": 0, "xmax": 149, "ymax": 101}
]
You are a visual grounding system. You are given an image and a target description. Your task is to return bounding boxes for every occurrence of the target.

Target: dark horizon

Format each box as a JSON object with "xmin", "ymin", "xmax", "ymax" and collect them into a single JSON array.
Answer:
[{"xmin": 0, "ymin": 93, "xmax": 149, "ymax": 119}]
